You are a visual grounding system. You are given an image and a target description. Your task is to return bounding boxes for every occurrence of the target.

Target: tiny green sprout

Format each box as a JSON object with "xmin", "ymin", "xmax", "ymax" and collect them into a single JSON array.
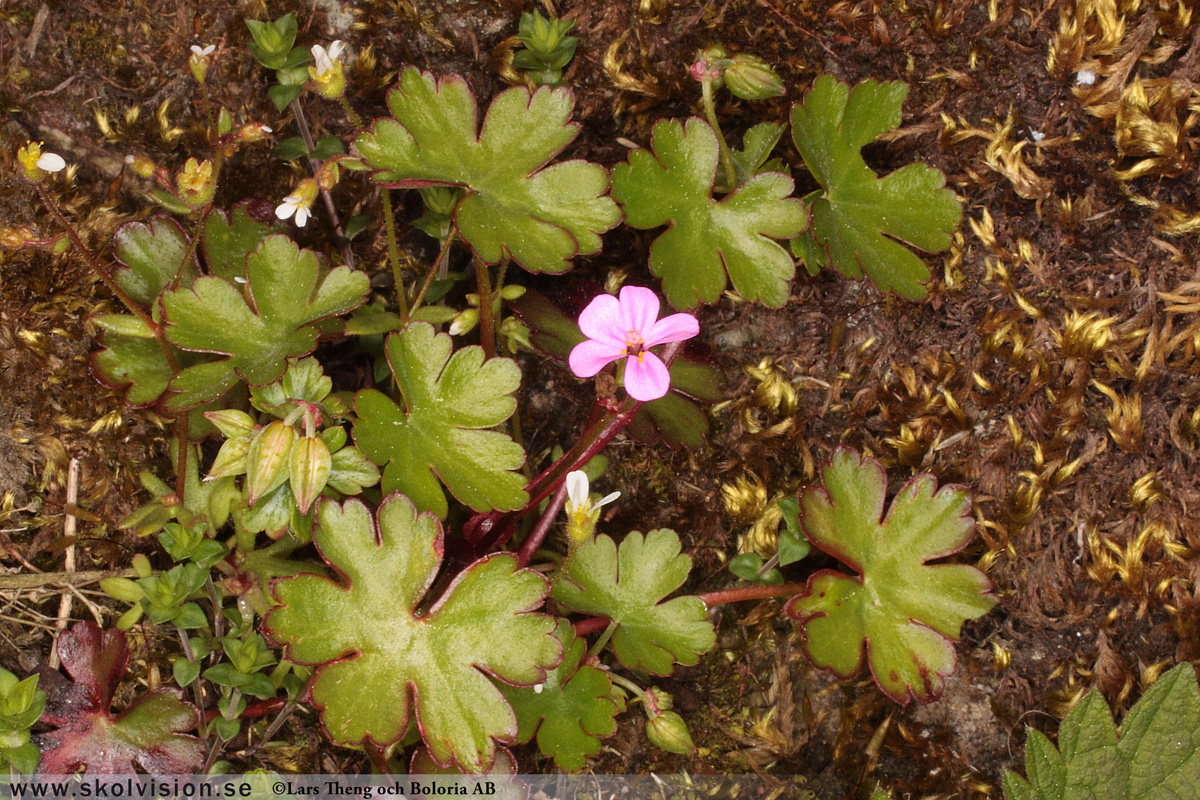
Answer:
[
  {"xmin": 0, "ymin": 668, "xmax": 45, "ymax": 775},
  {"xmin": 158, "ymin": 522, "xmax": 227, "ymax": 568},
  {"xmin": 245, "ymin": 14, "xmax": 299, "ymax": 71},
  {"xmin": 514, "ymin": 10, "xmax": 578, "ymax": 86}
]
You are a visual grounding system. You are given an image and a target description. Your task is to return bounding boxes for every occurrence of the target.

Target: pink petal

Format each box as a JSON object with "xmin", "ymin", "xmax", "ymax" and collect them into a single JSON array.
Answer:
[
  {"xmin": 569, "ymin": 339, "xmax": 625, "ymax": 378},
  {"xmin": 623, "ymin": 352, "xmax": 671, "ymax": 401},
  {"xmin": 577, "ymin": 294, "xmax": 627, "ymax": 349},
  {"xmin": 618, "ymin": 286, "xmax": 661, "ymax": 338},
  {"xmin": 645, "ymin": 312, "xmax": 700, "ymax": 347}
]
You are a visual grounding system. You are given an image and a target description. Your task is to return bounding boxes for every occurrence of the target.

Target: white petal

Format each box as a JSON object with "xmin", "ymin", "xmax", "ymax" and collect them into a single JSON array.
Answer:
[
  {"xmin": 595, "ymin": 491, "xmax": 621, "ymax": 509},
  {"xmin": 261, "ymin": 126, "xmax": 273, "ymax": 134},
  {"xmin": 275, "ymin": 200, "xmax": 297, "ymax": 220},
  {"xmin": 36, "ymin": 152, "xmax": 66, "ymax": 172},
  {"xmin": 311, "ymin": 44, "xmax": 332, "ymax": 74},
  {"xmin": 566, "ymin": 471, "xmax": 588, "ymax": 507},
  {"xmin": 328, "ymin": 41, "xmax": 346, "ymax": 61},
  {"xmin": 294, "ymin": 206, "xmax": 310, "ymax": 227},
  {"xmin": 1075, "ymin": 69, "xmax": 1097, "ymax": 86}
]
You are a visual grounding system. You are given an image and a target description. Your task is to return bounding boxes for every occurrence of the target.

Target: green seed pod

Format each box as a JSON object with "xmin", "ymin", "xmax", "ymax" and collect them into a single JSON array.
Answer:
[
  {"xmin": 724, "ymin": 54, "xmax": 784, "ymax": 100},
  {"xmin": 245, "ymin": 421, "xmax": 296, "ymax": 506},
  {"xmin": 289, "ymin": 436, "xmax": 332, "ymax": 514}
]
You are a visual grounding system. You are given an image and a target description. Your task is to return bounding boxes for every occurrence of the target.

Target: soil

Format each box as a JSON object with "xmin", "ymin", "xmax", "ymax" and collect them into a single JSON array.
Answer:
[{"xmin": 4, "ymin": 0, "xmax": 1200, "ymax": 796}]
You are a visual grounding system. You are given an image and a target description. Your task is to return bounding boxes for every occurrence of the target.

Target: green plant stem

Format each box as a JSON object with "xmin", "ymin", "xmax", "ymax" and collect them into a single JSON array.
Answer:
[
  {"xmin": 409, "ymin": 230, "xmax": 455, "ymax": 315},
  {"xmin": 380, "ymin": 190, "xmax": 409, "ymax": 323},
  {"xmin": 607, "ymin": 671, "xmax": 647, "ymax": 701},
  {"xmin": 338, "ymin": 95, "xmax": 363, "ymax": 130},
  {"xmin": 241, "ymin": 698, "xmax": 296, "ymax": 757},
  {"xmin": 701, "ymin": 79, "xmax": 737, "ymax": 191},
  {"xmin": 200, "ymin": 83, "xmax": 215, "ymax": 134},
  {"xmin": 474, "ymin": 255, "xmax": 496, "ymax": 360},
  {"xmin": 516, "ymin": 478, "xmax": 568, "ymax": 568},
  {"xmin": 173, "ymin": 416, "xmax": 190, "ymax": 499},
  {"xmin": 288, "ymin": 97, "xmax": 355, "ymax": 268},
  {"xmin": 585, "ymin": 620, "xmax": 618, "ymax": 661},
  {"xmin": 176, "ymin": 626, "xmax": 208, "ymax": 739}
]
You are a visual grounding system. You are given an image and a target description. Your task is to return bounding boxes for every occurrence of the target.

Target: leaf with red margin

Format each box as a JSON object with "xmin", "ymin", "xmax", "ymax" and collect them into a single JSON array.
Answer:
[
  {"xmin": 410, "ymin": 746, "xmax": 525, "ymax": 796},
  {"xmin": 35, "ymin": 622, "xmax": 203, "ymax": 774},
  {"xmin": 784, "ymin": 448, "xmax": 996, "ymax": 704},
  {"xmin": 264, "ymin": 495, "xmax": 560, "ymax": 773}
]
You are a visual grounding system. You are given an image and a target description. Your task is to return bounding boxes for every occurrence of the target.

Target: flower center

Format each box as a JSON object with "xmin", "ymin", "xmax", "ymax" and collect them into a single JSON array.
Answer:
[{"xmin": 625, "ymin": 330, "xmax": 645, "ymax": 360}]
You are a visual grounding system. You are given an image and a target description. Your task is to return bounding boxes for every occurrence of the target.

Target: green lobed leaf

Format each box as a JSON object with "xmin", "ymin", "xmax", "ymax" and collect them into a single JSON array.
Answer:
[
  {"xmin": 497, "ymin": 620, "xmax": 617, "ymax": 771},
  {"xmin": 112, "ymin": 217, "xmax": 197, "ymax": 305},
  {"xmin": 1003, "ymin": 663, "xmax": 1200, "ymax": 800},
  {"xmin": 552, "ymin": 530, "xmax": 715, "ymax": 676},
  {"xmin": 202, "ymin": 203, "xmax": 277, "ymax": 283},
  {"xmin": 352, "ymin": 323, "xmax": 527, "ymax": 518},
  {"xmin": 354, "ymin": 68, "xmax": 620, "ymax": 274},
  {"xmin": 265, "ymin": 496, "xmax": 561, "ymax": 772},
  {"xmin": 789, "ymin": 75, "xmax": 962, "ymax": 299},
  {"xmin": 161, "ymin": 235, "xmax": 370, "ymax": 409},
  {"xmin": 784, "ymin": 447, "xmax": 996, "ymax": 704},
  {"xmin": 610, "ymin": 117, "xmax": 806, "ymax": 310}
]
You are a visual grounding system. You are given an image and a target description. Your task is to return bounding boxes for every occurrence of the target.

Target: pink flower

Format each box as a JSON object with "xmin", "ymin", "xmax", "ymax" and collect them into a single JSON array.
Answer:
[{"xmin": 569, "ymin": 286, "xmax": 699, "ymax": 402}]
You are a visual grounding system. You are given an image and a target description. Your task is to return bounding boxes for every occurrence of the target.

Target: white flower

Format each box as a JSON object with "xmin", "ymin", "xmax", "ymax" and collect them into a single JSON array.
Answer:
[
  {"xmin": 35, "ymin": 152, "xmax": 66, "ymax": 173},
  {"xmin": 565, "ymin": 470, "xmax": 620, "ymax": 517},
  {"xmin": 275, "ymin": 181, "xmax": 317, "ymax": 228},
  {"xmin": 1075, "ymin": 69, "xmax": 1097, "ymax": 87},
  {"xmin": 190, "ymin": 44, "xmax": 216, "ymax": 58},
  {"xmin": 311, "ymin": 40, "xmax": 345, "ymax": 78}
]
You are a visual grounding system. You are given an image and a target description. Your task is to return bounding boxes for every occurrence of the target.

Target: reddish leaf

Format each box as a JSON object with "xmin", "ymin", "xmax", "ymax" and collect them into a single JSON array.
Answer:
[{"xmin": 36, "ymin": 622, "xmax": 204, "ymax": 775}]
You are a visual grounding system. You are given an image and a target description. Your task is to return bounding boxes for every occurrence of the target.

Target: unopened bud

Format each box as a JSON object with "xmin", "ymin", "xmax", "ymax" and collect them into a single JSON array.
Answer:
[
  {"xmin": 289, "ymin": 436, "xmax": 332, "ymax": 514},
  {"xmin": 217, "ymin": 108, "xmax": 234, "ymax": 136},
  {"xmin": 724, "ymin": 54, "xmax": 784, "ymax": 100},
  {"xmin": 204, "ymin": 409, "xmax": 256, "ymax": 440},
  {"xmin": 499, "ymin": 285, "xmax": 526, "ymax": 301},
  {"xmin": 645, "ymin": 710, "xmax": 696, "ymax": 755},
  {"xmin": 688, "ymin": 45, "xmax": 727, "ymax": 85},
  {"xmin": 448, "ymin": 308, "xmax": 479, "ymax": 336},
  {"xmin": 245, "ymin": 421, "xmax": 295, "ymax": 505},
  {"xmin": 125, "ymin": 154, "xmax": 156, "ymax": 178},
  {"xmin": 238, "ymin": 122, "xmax": 273, "ymax": 144}
]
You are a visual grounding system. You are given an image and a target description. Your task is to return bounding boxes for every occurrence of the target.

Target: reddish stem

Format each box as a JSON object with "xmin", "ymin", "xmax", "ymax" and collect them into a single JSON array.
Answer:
[
  {"xmin": 517, "ymin": 478, "xmax": 568, "ymax": 568},
  {"xmin": 571, "ymin": 583, "xmax": 805, "ymax": 640},
  {"xmin": 203, "ymin": 696, "xmax": 286, "ymax": 723}
]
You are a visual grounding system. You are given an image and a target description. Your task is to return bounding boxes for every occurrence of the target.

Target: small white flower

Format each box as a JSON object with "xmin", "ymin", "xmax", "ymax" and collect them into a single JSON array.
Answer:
[
  {"xmin": 36, "ymin": 151, "xmax": 66, "ymax": 172},
  {"xmin": 1075, "ymin": 69, "xmax": 1097, "ymax": 87},
  {"xmin": 275, "ymin": 190, "xmax": 314, "ymax": 228},
  {"xmin": 1029, "ymin": 130, "xmax": 1045, "ymax": 142},
  {"xmin": 261, "ymin": 125, "xmax": 273, "ymax": 134},
  {"xmin": 533, "ymin": 683, "xmax": 545, "ymax": 694},
  {"xmin": 311, "ymin": 40, "xmax": 346, "ymax": 78},
  {"xmin": 565, "ymin": 470, "xmax": 620, "ymax": 516},
  {"xmin": 190, "ymin": 44, "xmax": 216, "ymax": 58}
]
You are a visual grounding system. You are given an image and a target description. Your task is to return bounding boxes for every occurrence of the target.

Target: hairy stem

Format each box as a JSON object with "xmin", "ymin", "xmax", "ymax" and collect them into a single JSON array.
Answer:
[
  {"xmin": 380, "ymin": 190, "xmax": 409, "ymax": 323},
  {"xmin": 474, "ymin": 255, "xmax": 495, "ymax": 360},
  {"xmin": 409, "ymin": 231, "xmax": 455, "ymax": 315},
  {"xmin": 701, "ymin": 79, "xmax": 738, "ymax": 192},
  {"xmin": 289, "ymin": 97, "xmax": 354, "ymax": 268},
  {"xmin": 517, "ymin": 479, "xmax": 568, "ymax": 568}
]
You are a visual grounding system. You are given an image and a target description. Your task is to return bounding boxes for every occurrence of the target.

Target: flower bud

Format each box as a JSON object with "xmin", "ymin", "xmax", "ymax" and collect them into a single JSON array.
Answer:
[
  {"xmin": 688, "ymin": 45, "xmax": 727, "ymax": 85},
  {"xmin": 724, "ymin": 54, "xmax": 784, "ymax": 100},
  {"xmin": 176, "ymin": 158, "xmax": 215, "ymax": 208},
  {"xmin": 245, "ymin": 421, "xmax": 296, "ymax": 505},
  {"xmin": 645, "ymin": 710, "xmax": 696, "ymax": 755},
  {"xmin": 448, "ymin": 308, "xmax": 479, "ymax": 336},
  {"xmin": 238, "ymin": 122, "xmax": 273, "ymax": 144},
  {"xmin": 125, "ymin": 154, "xmax": 156, "ymax": 178},
  {"xmin": 499, "ymin": 285, "xmax": 527, "ymax": 301},
  {"xmin": 289, "ymin": 436, "xmax": 332, "ymax": 514},
  {"xmin": 217, "ymin": 107, "xmax": 234, "ymax": 136}
]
